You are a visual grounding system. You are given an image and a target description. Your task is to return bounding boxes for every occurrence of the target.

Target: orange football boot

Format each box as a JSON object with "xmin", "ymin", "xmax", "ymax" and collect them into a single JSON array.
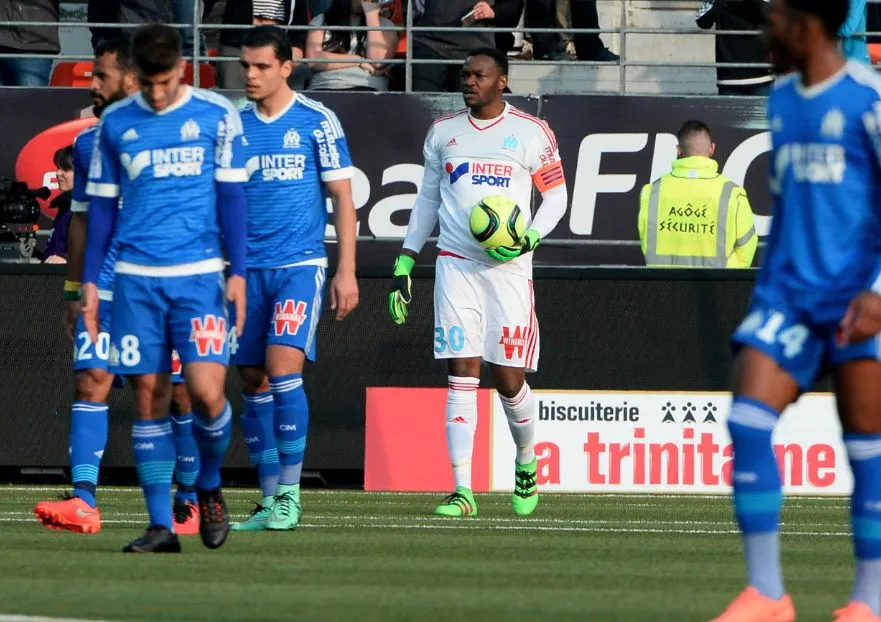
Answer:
[
  {"xmin": 173, "ymin": 500, "xmax": 200, "ymax": 536},
  {"xmin": 33, "ymin": 493, "xmax": 101, "ymax": 534},
  {"xmin": 711, "ymin": 587, "xmax": 796, "ymax": 622},
  {"xmin": 834, "ymin": 602, "xmax": 881, "ymax": 622}
]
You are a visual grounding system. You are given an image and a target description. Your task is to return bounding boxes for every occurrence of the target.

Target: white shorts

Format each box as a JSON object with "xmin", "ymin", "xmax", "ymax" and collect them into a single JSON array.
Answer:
[{"xmin": 433, "ymin": 253, "xmax": 539, "ymax": 371}]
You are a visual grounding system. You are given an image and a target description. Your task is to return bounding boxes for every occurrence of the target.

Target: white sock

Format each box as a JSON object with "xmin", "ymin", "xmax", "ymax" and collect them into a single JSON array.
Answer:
[
  {"xmin": 500, "ymin": 383, "xmax": 536, "ymax": 465},
  {"xmin": 446, "ymin": 376, "xmax": 479, "ymax": 490}
]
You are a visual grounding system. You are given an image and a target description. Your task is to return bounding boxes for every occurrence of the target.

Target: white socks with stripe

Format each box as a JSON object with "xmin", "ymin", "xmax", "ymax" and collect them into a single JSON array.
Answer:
[
  {"xmin": 500, "ymin": 383, "xmax": 536, "ymax": 465},
  {"xmin": 446, "ymin": 376, "xmax": 479, "ymax": 490}
]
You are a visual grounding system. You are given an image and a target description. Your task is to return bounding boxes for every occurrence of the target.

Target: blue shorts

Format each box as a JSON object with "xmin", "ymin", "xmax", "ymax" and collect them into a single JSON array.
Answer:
[
  {"xmin": 73, "ymin": 300, "xmax": 112, "ymax": 373},
  {"xmin": 732, "ymin": 291, "xmax": 879, "ymax": 391},
  {"xmin": 110, "ymin": 272, "xmax": 230, "ymax": 376},
  {"xmin": 230, "ymin": 265, "xmax": 326, "ymax": 366}
]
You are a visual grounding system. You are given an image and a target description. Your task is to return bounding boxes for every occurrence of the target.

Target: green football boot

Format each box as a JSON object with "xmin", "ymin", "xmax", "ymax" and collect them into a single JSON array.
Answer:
[
  {"xmin": 266, "ymin": 485, "xmax": 301, "ymax": 531},
  {"xmin": 434, "ymin": 486, "xmax": 478, "ymax": 517},
  {"xmin": 512, "ymin": 458, "xmax": 539, "ymax": 516},
  {"xmin": 231, "ymin": 496, "xmax": 275, "ymax": 532}
]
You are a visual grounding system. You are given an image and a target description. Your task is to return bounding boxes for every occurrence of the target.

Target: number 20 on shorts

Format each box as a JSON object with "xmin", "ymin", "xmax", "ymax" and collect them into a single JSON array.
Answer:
[{"xmin": 435, "ymin": 325, "xmax": 465, "ymax": 353}]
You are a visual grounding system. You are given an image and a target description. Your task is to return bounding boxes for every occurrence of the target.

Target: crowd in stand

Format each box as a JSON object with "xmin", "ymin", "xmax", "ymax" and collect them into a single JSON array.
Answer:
[
  {"xmin": 0, "ymin": 0, "xmax": 875, "ymax": 94},
  {"xmin": 0, "ymin": 0, "xmax": 617, "ymax": 91}
]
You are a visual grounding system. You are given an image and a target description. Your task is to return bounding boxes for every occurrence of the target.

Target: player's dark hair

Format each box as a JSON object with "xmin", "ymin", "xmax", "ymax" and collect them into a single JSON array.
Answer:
[
  {"xmin": 677, "ymin": 120, "xmax": 713, "ymax": 145},
  {"xmin": 243, "ymin": 25, "xmax": 293, "ymax": 64},
  {"xmin": 132, "ymin": 24, "xmax": 182, "ymax": 76},
  {"xmin": 95, "ymin": 35, "xmax": 134, "ymax": 72},
  {"xmin": 467, "ymin": 47, "xmax": 509, "ymax": 76},
  {"xmin": 53, "ymin": 145, "xmax": 73, "ymax": 171},
  {"xmin": 785, "ymin": 0, "xmax": 849, "ymax": 39}
]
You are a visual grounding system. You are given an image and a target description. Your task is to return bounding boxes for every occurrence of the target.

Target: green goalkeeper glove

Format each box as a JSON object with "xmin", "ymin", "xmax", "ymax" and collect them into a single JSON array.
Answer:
[
  {"xmin": 388, "ymin": 254, "xmax": 415, "ymax": 325},
  {"xmin": 486, "ymin": 229, "xmax": 541, "ymax": 262}
]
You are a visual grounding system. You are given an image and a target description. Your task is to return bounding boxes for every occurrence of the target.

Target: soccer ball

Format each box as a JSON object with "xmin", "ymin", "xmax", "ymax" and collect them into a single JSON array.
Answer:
[{"xmin": 469, "ymin": 195, "xmax": 526, "ymax": 249}]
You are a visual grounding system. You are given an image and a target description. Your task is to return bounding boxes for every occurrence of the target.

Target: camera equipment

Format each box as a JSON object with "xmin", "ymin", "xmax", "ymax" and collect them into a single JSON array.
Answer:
[{"xmin": 0, "ymin": 179, "xmax": 49, "ymax": 263}]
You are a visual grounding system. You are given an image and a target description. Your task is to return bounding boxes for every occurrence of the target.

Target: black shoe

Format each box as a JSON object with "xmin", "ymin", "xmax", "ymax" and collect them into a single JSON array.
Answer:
[
  {"xmin": 592, "ymin": 47, "xmax": 619, "ymax": 62},
  {"xmin": 122, "ymin": 525, "xmax": 181, "ymax": 553},
  {"xmin": 197, "ymin": 488, "xmax": 230, "ymax": 550}
]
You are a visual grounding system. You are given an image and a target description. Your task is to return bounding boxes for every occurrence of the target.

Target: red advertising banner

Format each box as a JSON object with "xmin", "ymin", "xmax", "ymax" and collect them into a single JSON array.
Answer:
[{"xmin": 364, "ymin": 387, "xmax": 493, "ymax": 492}]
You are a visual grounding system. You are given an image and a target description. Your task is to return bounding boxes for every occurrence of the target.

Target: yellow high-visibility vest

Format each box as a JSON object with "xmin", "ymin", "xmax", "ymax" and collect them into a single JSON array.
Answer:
[{"xmin": 638, "ymin": 156, "xmax": 758, "ymax": 268}]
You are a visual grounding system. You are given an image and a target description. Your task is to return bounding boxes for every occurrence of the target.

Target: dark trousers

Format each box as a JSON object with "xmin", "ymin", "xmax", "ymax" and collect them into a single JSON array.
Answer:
[
  {"xmin": 411, "ymin": 40, "xmax": 463, "ymax": 93},
  {"xmin": 571, "ymin": 0, "xmax": 606, "ymax": 59},
  {"xmin": 526, "ymin": 0, "xmax": 562, "ymax": 56}
]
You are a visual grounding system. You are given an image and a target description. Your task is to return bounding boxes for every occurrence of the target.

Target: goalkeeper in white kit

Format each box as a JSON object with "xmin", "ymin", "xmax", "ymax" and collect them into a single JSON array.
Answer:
[{"xmin": 388, "ymin": 47, "xmax": 568, "ymax": 517}]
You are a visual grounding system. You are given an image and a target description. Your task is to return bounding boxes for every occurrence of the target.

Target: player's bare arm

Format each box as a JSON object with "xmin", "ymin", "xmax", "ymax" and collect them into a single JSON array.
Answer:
[
  {"xmin": 63, "ymin": 212, "xmax": 85, "ymax": 341},
  {"xmin": 840, "ymin": 291, "xmax": 881, "ymax": 345},
  {"xmin": 326, "ymin": 178, "xmax": 359, "ymax": 320}
]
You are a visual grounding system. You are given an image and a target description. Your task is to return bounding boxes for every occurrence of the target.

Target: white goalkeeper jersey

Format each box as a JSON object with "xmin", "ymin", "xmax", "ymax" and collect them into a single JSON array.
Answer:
[{"xmin": 417, "ymin": 103, "xmax": 565, "ymax": 277}]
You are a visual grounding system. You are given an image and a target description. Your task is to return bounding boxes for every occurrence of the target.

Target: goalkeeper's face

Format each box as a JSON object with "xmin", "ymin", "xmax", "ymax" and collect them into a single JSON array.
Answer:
[{"xmin": 240, "ymin": 44, "xmax": 293, "ymax": 103}]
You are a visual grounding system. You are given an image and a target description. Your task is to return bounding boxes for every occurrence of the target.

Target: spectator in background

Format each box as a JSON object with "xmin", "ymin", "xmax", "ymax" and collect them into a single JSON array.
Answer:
[
  {"xmin": 840, "ymin": 0, "xmax": 870, "ymax": 64},
  {"xmin": 696, "ymin": 0, "xmax": 773, "ymax": 96},
  {"xmin": 43, "ymin": 145, "xmax": 73, "ymax": 264},
  {"xmin": 306, "ymin": 0, "xmax": 398, "ymax": 91},
  {"xmin": 0, "ymin": 0, "xmax": 59, "ymax": 86},
  {"xmin": 638, "ymin": 120, "xmax": 757, "ymax": 268},
  {"xmin": 525, "ymin": 0, "xmax": 566, "ymax": 61},
  {"xmin": 413, "ymin": 0, "xmax": 519, "ymax": 92},
  {"xmin": 88, "ymin": 1, "xmax": 173, "ymax": 50},
  {"xmin": 172, "ymin": 0, "xmax": 207, "ymax": 56},
  {"xmin": 215, "ymin": 0, "xmax": 309, "ymax": 89},
  {"xmin": 570, "ymin": 0, "xmax": 617, "ymax": 62},
  {"xmin": 493, "ymin": 0, "xmax": 523, "ymax": 56}
]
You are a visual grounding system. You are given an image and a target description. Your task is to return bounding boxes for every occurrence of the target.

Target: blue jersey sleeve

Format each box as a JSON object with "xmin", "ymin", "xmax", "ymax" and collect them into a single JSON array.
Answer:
[
  {"xmin": 312, "ymin": 108, "xmax": 353, "ymax": 183},
  {"xmin": 70, "ymin": 129, "xmax": 94, "ymax": 213},
  {"xmin": 86, "ymin": 119, "xmax": 121, "ymax": 199},
  {"xmin": 215, "ymin": 103, "xmax": 248, "ymax": 184}
]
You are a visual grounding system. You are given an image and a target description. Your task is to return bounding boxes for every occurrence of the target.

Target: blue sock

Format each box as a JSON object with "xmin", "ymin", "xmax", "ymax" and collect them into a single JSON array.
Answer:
[
  {"xmin": 269, "ymin": 374, "xmax": 309, "ymax": 487},
  {"xmin": 192, "ymin": 402, "xmax": 233, "ymax": 491},
  {"xmin": 171, "ymin": 412, "xmax": 199, "ymax": 504},
  {"xmin": 132, "ymin": 419, "xmax": 175, "ymax": 530},
  {"xmin": 846, "ymin": 433, "xmax": 881, "ymax": 614},
  {"xmin": 70, "ymin": 401, "xmax": 108, "ymax": 509},
  {"xmin": 242, "ymin": 392, "xmax": 280, "ymax": 498},
  {"xmin": 727, "ymin": 397, "xmax": 785, "ymax": 600}
]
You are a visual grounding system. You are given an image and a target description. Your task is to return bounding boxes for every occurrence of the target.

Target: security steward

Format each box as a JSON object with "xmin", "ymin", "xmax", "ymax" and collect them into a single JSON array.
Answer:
[{"xmin": 638, "ymin": 120, "xmax": 757, "ymax": 268}]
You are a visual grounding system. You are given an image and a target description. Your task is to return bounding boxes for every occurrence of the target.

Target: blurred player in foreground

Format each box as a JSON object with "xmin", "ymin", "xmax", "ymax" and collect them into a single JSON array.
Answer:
[
  {"xmin": 82, "ymin": 24, "xmax": 248, "ymax": 553},
  {"xmin": 33, "ymin": 36, "xmax": 201, "ymax": 537},
  {"xmin": 713, "ymin": 1, "xmax": 881, "ymax": 620},
  {"xmin": 388, "ymin": 48, "xmax": 568, "ymax": 517},
  {"xmin": 230, "ymin": 26, "xmax": 358, "ymax": 532}
]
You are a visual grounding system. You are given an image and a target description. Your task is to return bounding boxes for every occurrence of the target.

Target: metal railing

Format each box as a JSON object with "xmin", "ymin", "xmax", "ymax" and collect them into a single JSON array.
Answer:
[{"xmin": 6, "ymin": 0, "xmax": 879, "ymax": 92}]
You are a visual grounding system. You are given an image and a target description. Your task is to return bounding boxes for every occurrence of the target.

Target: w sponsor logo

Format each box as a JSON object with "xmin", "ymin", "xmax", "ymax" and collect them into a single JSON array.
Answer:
[
  {"xmin": 190, "ymin": 315, "xmax": 227, "ymax": 357},
  {"xmin": 274, "ymin": 300, "xmax": 307, "ymax": 336},
  {"xmin": 499, "ymin": 326, "xmax": 528, "ymax": 360}
]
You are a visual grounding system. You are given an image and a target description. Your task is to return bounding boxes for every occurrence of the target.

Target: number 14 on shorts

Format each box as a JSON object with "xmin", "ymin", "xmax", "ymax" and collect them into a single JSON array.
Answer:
[{"xmin": 736, "ymin": 308, "xmax": 810, "ymax": 359}]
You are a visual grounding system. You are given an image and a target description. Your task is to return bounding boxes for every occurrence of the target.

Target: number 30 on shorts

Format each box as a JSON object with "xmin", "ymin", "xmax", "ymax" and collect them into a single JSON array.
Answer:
[
  {"xmin": 738, "ymin": 309, "xmax": 809, "ymax": 359},
  {"xmin": 434, "ymin": 325, "xmax": 465, "ymax": 353}
]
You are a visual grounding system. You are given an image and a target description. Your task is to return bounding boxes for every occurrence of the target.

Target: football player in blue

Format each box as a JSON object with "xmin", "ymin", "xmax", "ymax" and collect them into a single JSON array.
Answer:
[
  {"xmin": 712, "ymin": 1, "xmax": 881, "ymax": 620},
  {"xmin": 33, "ymin": 36, "xmax": 201, "ymax": 538},
  {"xmin": 229, "ymin": 26, "xmax": 358, "ymax": 532},
  {"xmin": 82, "ymin": 24, "xmax": 248, "ymax": 554}
]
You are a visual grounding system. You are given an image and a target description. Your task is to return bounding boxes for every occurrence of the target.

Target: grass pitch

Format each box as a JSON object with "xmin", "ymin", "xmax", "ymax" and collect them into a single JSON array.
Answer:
[{"xmin": 0, "ymin": 487, "xmax": 856, "ymax": 621}]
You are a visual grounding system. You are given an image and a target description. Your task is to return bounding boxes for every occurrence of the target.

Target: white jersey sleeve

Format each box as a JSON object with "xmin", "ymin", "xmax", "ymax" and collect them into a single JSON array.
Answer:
[{"xmin": 403, "ymin": 125, "xmax": 442, "ymax": 253}]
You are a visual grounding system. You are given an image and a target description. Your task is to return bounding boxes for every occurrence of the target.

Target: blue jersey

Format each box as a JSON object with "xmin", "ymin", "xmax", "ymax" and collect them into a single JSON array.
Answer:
[
  {"xmin": 86, "ymin": 87, "xmax": 247, "ymax": 268},
  {"xmin": 757, "ymin": 61, "xmax": 881, "ymax": 324},
  {"xmin": 71, "ymin": 125, "xmax": 117, "ymax": 298},
  {"xmin": 240, "ymin": 93, "xmax": 353, "ymax": 269}
]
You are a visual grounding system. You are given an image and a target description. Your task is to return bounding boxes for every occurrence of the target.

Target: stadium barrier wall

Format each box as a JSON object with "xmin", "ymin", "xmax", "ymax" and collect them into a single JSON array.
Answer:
[
  {"xmin": 5, "ymin": 265, "xmax": 841, "ymax": 484},
  {"xmin": 365, "ymin": 389, "xmax": 846, "ymax": 495},
  {"xmin": 8, "ymin": 90, "xmax": 772, "ymax": 268}
]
